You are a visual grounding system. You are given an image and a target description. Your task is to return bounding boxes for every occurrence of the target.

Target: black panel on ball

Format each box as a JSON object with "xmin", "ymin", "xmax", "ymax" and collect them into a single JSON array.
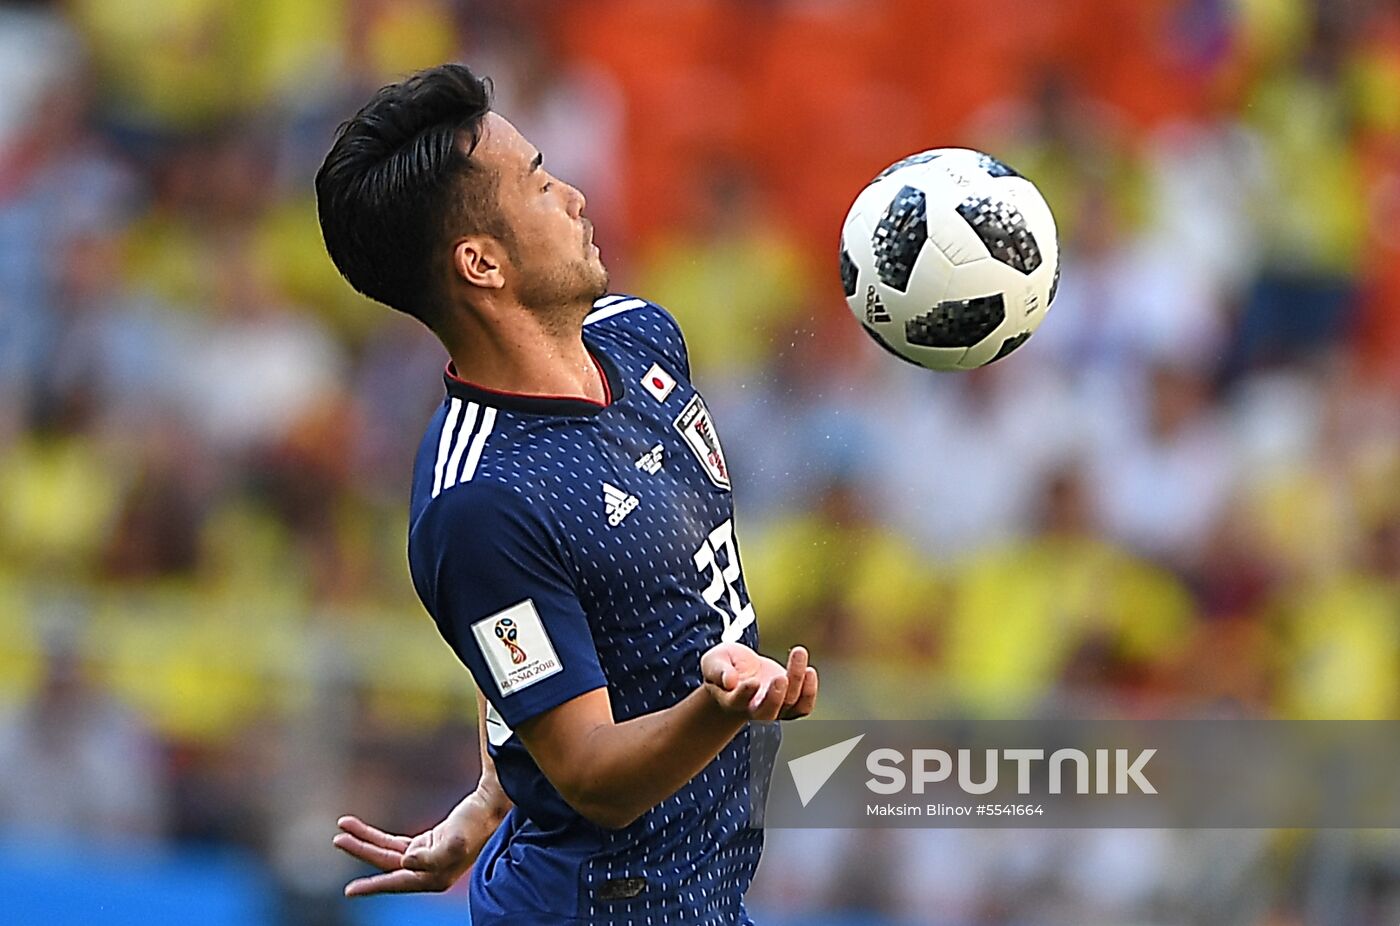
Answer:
[
  {"xmin": 839, "ymin": 243, "xmax": 858, "ymax": 298},
  {"xmin": 876, "ymin": 150, "xmax": 944, "ymax": 180},
  {"xmin": 985, "ymin": 331, "xmax": 1031, "ymax": 364},
  {"xmin": 1048, "ymin": 261, "xmax": 1061, "ymax": 305},
  {"xmin": 905, "ymin": 293, "xmax": 1006, "ymax": 348},
  {"xmin": 859, "ymin": 323, "xmax": 923, "ymax": 366},
  {"xmin": 956, "ymin": 196, "xmax": 1042, "ymax": 274},
  {"xmin": 976, "ymin": 153, "xmax": 1021, "ymax": 178},
  {"xmin": 872, "ymin": 185, "xmax": 927, "ymax": 293}
]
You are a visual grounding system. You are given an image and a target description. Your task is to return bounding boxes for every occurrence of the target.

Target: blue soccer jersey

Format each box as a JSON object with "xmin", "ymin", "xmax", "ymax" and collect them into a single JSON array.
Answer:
[{"xmin": 406, "ymin": 295, "xmax": 771, "ymax": 924}]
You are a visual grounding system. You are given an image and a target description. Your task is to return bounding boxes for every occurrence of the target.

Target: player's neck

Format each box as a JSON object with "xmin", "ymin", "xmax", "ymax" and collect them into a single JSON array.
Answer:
[{"xmin": 442, "ymin": 303, "xmax": 605, "ymax": 404}]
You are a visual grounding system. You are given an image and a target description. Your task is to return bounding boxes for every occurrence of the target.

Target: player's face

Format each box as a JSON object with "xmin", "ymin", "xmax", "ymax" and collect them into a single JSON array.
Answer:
[{"xmin": 474, "ymin": 114, "xmax": 608, "ymax": 311}]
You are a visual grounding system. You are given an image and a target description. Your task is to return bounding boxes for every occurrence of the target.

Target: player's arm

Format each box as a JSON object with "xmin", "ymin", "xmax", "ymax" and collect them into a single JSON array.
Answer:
[
  {"xmin": 413, "ymin": 484, "xmax": 816, "ymax": 830},
  {"xmin": 516, "ymin": 641, "xmax": 817, "ymax": 830},
  {"xmin": 332, "ymin": 690, "xmax": 512, "ymax": 896}
]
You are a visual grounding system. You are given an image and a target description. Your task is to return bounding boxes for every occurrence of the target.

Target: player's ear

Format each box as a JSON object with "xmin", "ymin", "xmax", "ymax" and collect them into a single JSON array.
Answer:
[{"xmin": 452, "ymin": 237, "xmax": 507, "ymax": 291}]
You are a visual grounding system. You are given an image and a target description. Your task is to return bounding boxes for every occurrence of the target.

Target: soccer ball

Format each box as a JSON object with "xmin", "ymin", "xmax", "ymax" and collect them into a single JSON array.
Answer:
[{"xmin": 839, "ymin": 148, "xmax": 1059, "ymax": 371}]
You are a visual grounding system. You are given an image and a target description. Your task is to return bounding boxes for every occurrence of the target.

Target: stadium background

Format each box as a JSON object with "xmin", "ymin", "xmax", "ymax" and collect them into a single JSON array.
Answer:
[{"xmin": 1, "ymin": 0, "xmax": 1398, "ymax": 922}]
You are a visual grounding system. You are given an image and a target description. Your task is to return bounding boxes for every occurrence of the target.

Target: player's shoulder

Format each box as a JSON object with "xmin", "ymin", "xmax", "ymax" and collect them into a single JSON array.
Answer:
[
  {"xmin": 412, "ymin": 457, "xmax": 549, "ymax": 546},
  {"xmin": 412, "ymin": 398, "xmax": 566, "ymax": 526},
  {"xmin": 583, "ymin": 292, "xmax": 689, "ymax": 375},
  {"xmin": 582, "ymin": 291, "xmax": 678, "ymax": 330}
]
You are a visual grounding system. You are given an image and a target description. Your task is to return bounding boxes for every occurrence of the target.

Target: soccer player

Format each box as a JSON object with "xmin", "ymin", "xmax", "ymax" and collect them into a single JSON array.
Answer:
[{"xmin": 314, "ymin": 64, "xmax": 818, "ymax": 924}]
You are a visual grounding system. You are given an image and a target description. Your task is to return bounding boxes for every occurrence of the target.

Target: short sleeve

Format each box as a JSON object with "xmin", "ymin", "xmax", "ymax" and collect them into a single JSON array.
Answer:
[{"xmin": 408, "ymin": 482, "xmax": 606, "ymax": 728}]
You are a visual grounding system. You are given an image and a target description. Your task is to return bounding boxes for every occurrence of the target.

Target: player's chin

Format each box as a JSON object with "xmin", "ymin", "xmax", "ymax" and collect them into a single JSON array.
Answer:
[{"xmin": 583, "ymin": 259, "xmax": 609, "ymax": 302}]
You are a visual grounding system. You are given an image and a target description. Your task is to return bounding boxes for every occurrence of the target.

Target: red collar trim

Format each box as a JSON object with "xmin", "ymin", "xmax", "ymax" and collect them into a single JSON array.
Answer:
[
  {"xmin": 591, "ymin": 353, "xmax": 612, "ymax": 406},
  {"xmin": 441, "ymin": 347, "xmax": 620, "ymax": 416}
]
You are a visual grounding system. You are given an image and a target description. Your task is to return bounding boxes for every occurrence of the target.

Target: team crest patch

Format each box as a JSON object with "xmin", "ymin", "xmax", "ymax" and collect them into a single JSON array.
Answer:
[
  {"xmin": 672, "ymin": 395, "xmax": 730, "ymax": 490},
  {"xmin": 471, "ymin": 600, "xmax": 562, "ymax": 697}
]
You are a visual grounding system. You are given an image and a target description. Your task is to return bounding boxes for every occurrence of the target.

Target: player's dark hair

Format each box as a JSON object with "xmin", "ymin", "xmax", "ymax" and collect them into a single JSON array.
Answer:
[{"xmin": 315, "ymin": 64, "xmax": 506, "ymax": 327}]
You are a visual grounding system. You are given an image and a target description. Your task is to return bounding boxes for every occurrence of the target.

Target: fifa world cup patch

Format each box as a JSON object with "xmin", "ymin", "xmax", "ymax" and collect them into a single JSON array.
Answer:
[
  {"xmin": 640, "ymin": 363, "xmax": 676, "ymax": 402},
  {"xmin": 672, "ymin": 395, "xmax": 730, "ymax": 490},
  {"xmin": 471, "ymin": 599, "xmax": 562, "ymax": 697}
]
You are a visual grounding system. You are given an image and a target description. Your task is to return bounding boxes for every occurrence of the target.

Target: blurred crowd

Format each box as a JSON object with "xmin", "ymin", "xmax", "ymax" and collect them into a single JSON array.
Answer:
[{"xmin": 0, "ymin": 0, "xmax": 1398, "ymax": 923}]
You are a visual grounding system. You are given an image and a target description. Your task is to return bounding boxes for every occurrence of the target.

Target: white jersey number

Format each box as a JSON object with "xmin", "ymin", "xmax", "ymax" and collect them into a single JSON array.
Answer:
[{"xmin": 693, "ymin": 518, "xmax": 756, "ymax": 643}]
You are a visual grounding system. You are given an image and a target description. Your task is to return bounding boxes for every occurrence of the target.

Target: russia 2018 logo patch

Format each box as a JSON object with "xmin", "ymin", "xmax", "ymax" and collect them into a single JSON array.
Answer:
[
  {"xmin": 673, "ymin": 395, "xmax": 730, "ymax": 491},
  {"xmin": 471, "ymin": 600, "xmax": 562, "ymax": 697}
]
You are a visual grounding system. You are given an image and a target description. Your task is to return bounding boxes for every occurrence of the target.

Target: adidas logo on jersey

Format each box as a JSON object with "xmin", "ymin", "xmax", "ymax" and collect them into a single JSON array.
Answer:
[
  {"xmin": 635, "ymin": 444, "xmax": 664, "ymax": 475},
  {"xmin": 603, "ymin": 482, "xmax": 639, "ymax": 527}
]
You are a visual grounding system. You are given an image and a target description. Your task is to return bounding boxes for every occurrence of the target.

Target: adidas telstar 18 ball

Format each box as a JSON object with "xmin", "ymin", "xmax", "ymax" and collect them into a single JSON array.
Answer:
[{"xmin": 839, "ymin": 148, "xmax": 1060, "ymax": 371}]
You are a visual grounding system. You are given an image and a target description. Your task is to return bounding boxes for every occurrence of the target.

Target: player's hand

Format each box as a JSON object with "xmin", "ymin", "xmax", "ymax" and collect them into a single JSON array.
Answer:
[
  {"xmin": 332, "ymin": 788, "xmax": 506, "ymax": 896},
  {"xmin": 701, "ymin": 642, "xmax": 817, "ymax": 722},
  {"xmin": 776, "ymin": 645, "xmax": 819, "ymax": 720}
]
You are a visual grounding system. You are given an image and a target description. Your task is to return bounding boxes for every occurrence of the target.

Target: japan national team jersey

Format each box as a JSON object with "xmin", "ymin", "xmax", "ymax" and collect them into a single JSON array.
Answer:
[{"xmin": 406, "ymin": 295, "xmax": 771, "ymax": 924}]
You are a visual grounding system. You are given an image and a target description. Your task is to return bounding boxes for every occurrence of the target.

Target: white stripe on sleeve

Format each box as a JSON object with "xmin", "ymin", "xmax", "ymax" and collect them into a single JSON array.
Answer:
[
  {"xmin": 431, "ymin": 397, "xmax": 463, "ymax": 498},
  {"xmin": 441, "ymin": 401, "xmax": 480, "ymax": 493},
  {"xmin": 459, "ymin": 406, "xmax": 497, "ymax": 482},
  {"xmin": 583, "ymin": 298, "xmax": 646, "ymax": 326}
]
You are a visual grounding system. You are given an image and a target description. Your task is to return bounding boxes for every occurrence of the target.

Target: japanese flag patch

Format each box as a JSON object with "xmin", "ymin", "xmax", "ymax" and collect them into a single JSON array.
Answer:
[{"xmin": 641, "ymin": 363, "xmax": 676, "ymax": 402}]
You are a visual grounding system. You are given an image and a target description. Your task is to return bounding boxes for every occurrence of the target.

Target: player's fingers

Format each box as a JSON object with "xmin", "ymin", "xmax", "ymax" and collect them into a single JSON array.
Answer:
[
  {"xmin": 332, "ymin": 832, "xmax": 406, "ymax": 871},
  {"xmin": 746, "ymin": 676, "xmax": 770, "ymax": 712},
  {"xmin": 702, "ymin": 652, "xmax": 740, "ymax": 691},
  {"xmin": 719, "ymin": 677, "xmax": 759, "ymax": 713},
  {"xmin": 403, "ymin": 832, "xmax": 465, "ymax": 872},
  {"xmin": 785, "ymin": 666, "xmax": 819, "ymax": 719},
  {"xmin": 344, "ymin": 868, "xmax": 443, "ymax": 896},
  {"xmin": 401, "ymin": 848, "xmax": 436, "ymax": 873},
  {"xmin": 783, "ymin": 647, "xmax": 809, "ymax": 706},
  {"xmin": 733, "ymin": 676, "xmax": 760, "ymax": 704},
  {"xmin": 338, "ymin": 816, "xmax": 412, "ymax": 852},
  {"xmin": 748, "ymin": 674, "xmax": 788, "ymax": 721},
  {"xmin": 702, "ymin": 642, "xmax": 742, "ymax": 669},
  {"xmin": 753, "ymin": 688, "xmax": 784, "ymax": 722}
]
